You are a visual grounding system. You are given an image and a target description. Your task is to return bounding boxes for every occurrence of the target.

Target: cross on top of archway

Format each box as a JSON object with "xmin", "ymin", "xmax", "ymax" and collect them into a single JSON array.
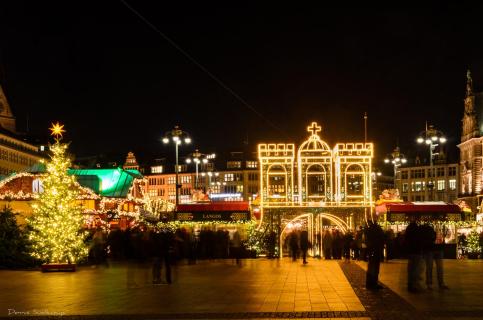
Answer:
[{"xmin": 307, "ymin": 122, "xmax": 321, "ymax": 136}]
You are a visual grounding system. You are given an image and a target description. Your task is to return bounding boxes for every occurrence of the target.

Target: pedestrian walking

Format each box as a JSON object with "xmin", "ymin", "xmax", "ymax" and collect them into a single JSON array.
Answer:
[
  {"xmin": 289, "ymin": 231, "xmax": 299, "ymax": 261},
  {"xmin": 365, "ymin": 221, "xmax": 385, "ymax": 290},
  {"xmin": 354, "ymin": 226, "xmax": 363, "ymax": 260},
  {"xmin": 300, "ymin": 230, "xmax": 310, "ymax": 264},
  {"xmin": 427, "ymin": 225, "xmax": 449, "ymax": 290},
  {"xmin": 322, "ymin": 229, "xmax": 333, "ymax": 259},
  {"xmin": 405, "ymin": 220, "xmax": 423, "ymax": 292},
  {"xmin": 343, "ymin": 232, "xmax": 353, "ymax": 262},
  {"xmin": 231, "ymin": 230, "xmax": 242, "ymax": 266},
  {"xmin": 420, "ymin": 223, "xmax": 436, "ymax": 290},
  {"xmin": 152, "ymin": 223, "xmax": 174, "ymax": 285}
]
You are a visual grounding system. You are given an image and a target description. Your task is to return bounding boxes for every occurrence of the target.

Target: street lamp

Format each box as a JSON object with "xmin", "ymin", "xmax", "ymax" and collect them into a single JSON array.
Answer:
[
  {"xmin": 384, "ymin": 147, "xmax": 407, "ymax": 190},
  {"xmin": 186, "ymin": 150, "xmax": 216, "ymax": 190},
  {"xmin": 162, "ymin": 125, "xmax": 191, "ymax": 206},
  {"xmin": 416, "ymin": 124, "xmax": 446, "ymax": 200}
]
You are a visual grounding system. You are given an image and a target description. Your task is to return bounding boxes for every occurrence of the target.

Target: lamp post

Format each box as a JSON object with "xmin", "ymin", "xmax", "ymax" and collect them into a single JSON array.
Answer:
[
  {"xmin": 416, "ymin": 124, "xmax": 446, "ymax": 200},
  {"xmin": 384, "ymin": 147, "xmax": 407, "ymax": 190},
  {"xmin": 371, "ymin": 170, "xmax": 382, "ymax": 197},
  {"xmin": 162, "ymin": 126, "xmax": 191, "ymax": 206},
  {"xmin": 186, "ymin": 150, "xmax": 216, "ymax": 190}
]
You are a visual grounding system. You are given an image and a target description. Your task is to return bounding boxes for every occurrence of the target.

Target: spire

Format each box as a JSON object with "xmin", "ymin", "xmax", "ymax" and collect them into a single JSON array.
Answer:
[
  {"xmin": 0, "ymin": 84, "xmax": 16, "ymax": 133},
  {"xmin": 466, "ymin": 69, "xmax": 473, "ymax": 97},
  {"xmin": 461, "ymin": 70, "xmax": 479, "ymax": 142}
]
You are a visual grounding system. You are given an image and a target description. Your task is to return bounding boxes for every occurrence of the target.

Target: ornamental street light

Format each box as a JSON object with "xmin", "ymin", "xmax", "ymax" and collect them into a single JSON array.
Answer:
[
  {"xmin": 384, "ymin": 147, "xmax": 407, "ymax": 190},
  {"xmin": 162, "ymin": 125, "xmax": 191, "ymax": 206},
  {"xmin": 201, "ymin": 171, "xmax": 219, "ymax": 190},
  {"xmin": 186, "ymin": 150, "xmax": 216, "ymax": 190},
  {"xmin": 416, "ymin": 124, "xmax": 446, "ymax": 200}
]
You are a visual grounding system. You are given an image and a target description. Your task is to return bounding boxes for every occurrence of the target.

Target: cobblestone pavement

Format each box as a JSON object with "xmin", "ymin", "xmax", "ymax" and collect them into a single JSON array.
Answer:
[
  {"xmin": 0, "ymin": 259, "xmax": 368, "ymax": 319},
  {"xmin": 2, "ymin": 259, "xmax": 483, "ymax": 319},
  {"xmin": 350, "ymin": 259, "xmax": 483, "ymax": 319}
]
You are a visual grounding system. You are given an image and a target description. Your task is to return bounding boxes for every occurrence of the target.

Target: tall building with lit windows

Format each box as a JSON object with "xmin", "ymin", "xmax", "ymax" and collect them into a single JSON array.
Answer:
[
  {"xmin": 397, "ymin": 163, "xmax": 458, "ymax": 202},
  {"xmin": 0, "ymin": 84, "xmax": 45, "ymax": 176}
]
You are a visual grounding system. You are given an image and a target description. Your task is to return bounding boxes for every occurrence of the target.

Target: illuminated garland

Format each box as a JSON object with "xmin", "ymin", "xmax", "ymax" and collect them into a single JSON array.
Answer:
[{"xmin": 0, "ymin": 172, "xmax": 100, "ymax": 201}]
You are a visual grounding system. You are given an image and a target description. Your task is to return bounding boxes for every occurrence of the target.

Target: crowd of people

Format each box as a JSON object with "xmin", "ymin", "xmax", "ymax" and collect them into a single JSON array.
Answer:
[
  {"xmin": 284, "ymin": 220, "xmax": 449, "ymax": 293},
  {"xmin": 87, "ymin": 225, "xmax": 249, "ymax": 284}
]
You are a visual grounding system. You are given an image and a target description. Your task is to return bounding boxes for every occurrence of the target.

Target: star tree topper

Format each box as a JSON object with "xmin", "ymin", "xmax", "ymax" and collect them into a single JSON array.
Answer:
[{"xmin": 50, "ymin": 122, "xmax": 66, "ymax": 142}]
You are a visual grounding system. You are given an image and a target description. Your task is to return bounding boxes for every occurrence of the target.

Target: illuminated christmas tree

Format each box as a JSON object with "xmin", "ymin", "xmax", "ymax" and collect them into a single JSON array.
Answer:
[
  {"xmin": 466, "ymin": 231, "xmax": 482, "ymax": 255},
  {"xmin": 28, "ymin": 123, "xmax": 88, "ymax": 264}
]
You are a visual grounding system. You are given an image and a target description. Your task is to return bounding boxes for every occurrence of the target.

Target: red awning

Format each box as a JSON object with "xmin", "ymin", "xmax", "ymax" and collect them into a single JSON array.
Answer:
[
  {"xmin": 376, "ymin": 202, "xmax": 461, "ymax": 215},
  {"xmin": 176, "ymin": 201, "xmax": 249, "ymax": 212}
]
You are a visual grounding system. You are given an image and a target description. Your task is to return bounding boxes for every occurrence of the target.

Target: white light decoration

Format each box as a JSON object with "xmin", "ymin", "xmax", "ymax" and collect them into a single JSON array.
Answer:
[
  {"xmin": 258, "ymin": 122, "xmax": 373, "ymax": 207},
  {"xmin": 257, "ymin": 121, "xmax": 374, "ymax": 248}
]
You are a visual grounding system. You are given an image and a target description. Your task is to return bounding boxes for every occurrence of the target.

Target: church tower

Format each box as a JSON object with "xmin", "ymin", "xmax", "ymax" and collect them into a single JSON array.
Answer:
[
  {"xmin": 461, "ymin": 70, "xmax": 479, "ymax": 142},
  {"xmin": 0, "ymin": 84, "xmax": 16, "ymax": 133}
]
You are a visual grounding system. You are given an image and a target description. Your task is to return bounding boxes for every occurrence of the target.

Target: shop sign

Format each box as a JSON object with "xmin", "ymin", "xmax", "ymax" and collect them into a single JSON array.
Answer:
[
  {"xmin": 177, "ymin": 211, "xmax": 249, "ymax": 222},
  {"xmin": 446, "ymin": 213, "xmax": 462, "ymax": 221}
]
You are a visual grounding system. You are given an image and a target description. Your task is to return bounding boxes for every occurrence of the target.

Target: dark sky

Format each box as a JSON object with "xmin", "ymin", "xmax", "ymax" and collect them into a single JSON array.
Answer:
[{"xmin": 2, "ymin": 2, "xmax": 483, "ymax": 172}]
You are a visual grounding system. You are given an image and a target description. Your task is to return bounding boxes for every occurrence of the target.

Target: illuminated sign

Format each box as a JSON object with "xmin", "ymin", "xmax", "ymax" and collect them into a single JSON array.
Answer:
[
  {"xmin": 209, "ymin": 193, "xmax": 242, "ymax": 199},
  {"xmin": 176, "ymin": 211, "xmax": 249, "ymax": 221}
]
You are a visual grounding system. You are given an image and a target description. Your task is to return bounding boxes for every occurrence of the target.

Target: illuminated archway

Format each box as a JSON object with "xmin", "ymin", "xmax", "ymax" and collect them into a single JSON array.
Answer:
[{"xmin": 279, "ymin": 212, "xmax": 349, "ymax": 257}]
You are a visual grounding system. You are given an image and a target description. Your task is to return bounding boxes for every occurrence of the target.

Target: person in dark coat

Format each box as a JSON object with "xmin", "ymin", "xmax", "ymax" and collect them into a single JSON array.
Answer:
[
  {"xmin": 152, "ymin": 226, "xmax": 174, "ymax": 285},
  {"xmin": 299, "ymin": 230, "xmax": 310, "ymax": 264},
  {"xmin": 426, "ymin": 225, "xmax": 449, "ymax": 290},
  {"xmin": 420, "ymin": 223, "xmax": 436, "ymax": 290},
  {"xmin": 365, "ymin": 221, "xmax": 385, "ymax": 290},
  {"xmin": 322, "ymin": 230, "xmax": 333, "ymax": 259},
  {"xmin": 289, "ymin": 232, "xmax": 299, "ymax": 261},
  {"xmin": 343, "ymin": 232, "xmax": 354, "ymax": 262},
  {"xmin": 405, "ymin": 220, "xmax": 423, "ymax": 292}
]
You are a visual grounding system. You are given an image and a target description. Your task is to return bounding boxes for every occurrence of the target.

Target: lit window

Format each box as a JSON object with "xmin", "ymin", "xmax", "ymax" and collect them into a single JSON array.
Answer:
[
  {"xmin": 224, "ymin": 173, "xmax": 234, "ymax": 182},
  {"xmin": 151, "ymin": 166, "xmax": 163, "ymax": 173},
  {"xmin": 246, "ymin": 161, "xmax": 258, "ymax": 168},
  {"xmin": 227, "ymin": 161, "xmax": 242, "ymax": 169},
  {"xmin": 449, "ymin": 179, "xmax": 456, "ymax": 190},
  {"xmin": 180, "ymin": 175, "xmax": 192, "ymax": 184},
  {"xmin": 168, "ymin": 176, "xmax": 176, "ymax": 185},
  {"xmin": 415, "ymin": 181, "xmax": 422, "ymax": 192},
  {"xmin": 437, "ymin": 180, "xmax": 445, "ymax": 191},
  {"xmin": 402, "ymin": 183, "xmax": 408, "ymax": 192},
  {"xmin": 32, "ymin": 178, "xmax": 44, "ymax": 193}
]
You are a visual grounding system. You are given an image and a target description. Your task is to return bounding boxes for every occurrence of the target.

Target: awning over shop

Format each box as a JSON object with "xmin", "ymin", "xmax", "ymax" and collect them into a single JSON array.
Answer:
[
  {"xmin": 375, "ymin": 201, "xmax": 463, "ymax": 222},
  {"xmin": 176, "ymin": 201, "xmax": 250, "ymax": 222}
]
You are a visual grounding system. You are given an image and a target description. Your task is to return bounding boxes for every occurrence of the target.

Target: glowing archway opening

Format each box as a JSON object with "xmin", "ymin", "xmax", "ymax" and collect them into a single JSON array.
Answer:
[{"xmin": 279, "ymin": 213, "xmax": 349, "ymax": 257}]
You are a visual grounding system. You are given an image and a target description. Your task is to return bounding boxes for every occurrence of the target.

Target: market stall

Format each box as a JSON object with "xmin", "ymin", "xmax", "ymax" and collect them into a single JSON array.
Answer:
[{"xmin": 375, "ymin": 201, "xmax": 464, "ymax": 259}]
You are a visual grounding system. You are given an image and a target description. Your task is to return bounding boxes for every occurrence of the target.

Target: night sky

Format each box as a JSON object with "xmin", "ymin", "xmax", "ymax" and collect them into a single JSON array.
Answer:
[{"xmin": 2, "ymin": 3, "xmax": 483, "ymax": 172}]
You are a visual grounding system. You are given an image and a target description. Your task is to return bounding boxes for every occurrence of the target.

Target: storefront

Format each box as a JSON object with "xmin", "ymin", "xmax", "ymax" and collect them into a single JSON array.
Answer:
[{"xmin": 176, "ymin": 201, "xmax": 251, "ymax": 222}]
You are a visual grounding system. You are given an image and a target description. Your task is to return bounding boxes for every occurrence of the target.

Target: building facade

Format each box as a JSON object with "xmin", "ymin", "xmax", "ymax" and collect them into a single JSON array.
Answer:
[
  {"xmin": 0, "ymin": 85, "xmax": 45, "ymax": 176},
  {"xmin": 458, "ymin": 70, "xmax": 483, "ymax": 212},
  {"xmin": 397, "ymin": 163, "xmax": 458, "ymax": 202},
  {"xmin": 143, "ymin": 151, "xmax": 260, "ymax": 204}
]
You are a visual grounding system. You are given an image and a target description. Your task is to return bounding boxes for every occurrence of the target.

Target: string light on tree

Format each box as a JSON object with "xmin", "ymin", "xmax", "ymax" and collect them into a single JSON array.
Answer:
[{"xmin": 28, "ymin": 123, "xmax": 88, "ymax": 264}]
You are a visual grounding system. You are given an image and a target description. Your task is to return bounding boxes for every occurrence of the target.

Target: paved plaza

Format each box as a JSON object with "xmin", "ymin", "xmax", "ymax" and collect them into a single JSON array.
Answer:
[{"xmin": 0, "ymin": 258, "xmax": 482, "ymax": 319}]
